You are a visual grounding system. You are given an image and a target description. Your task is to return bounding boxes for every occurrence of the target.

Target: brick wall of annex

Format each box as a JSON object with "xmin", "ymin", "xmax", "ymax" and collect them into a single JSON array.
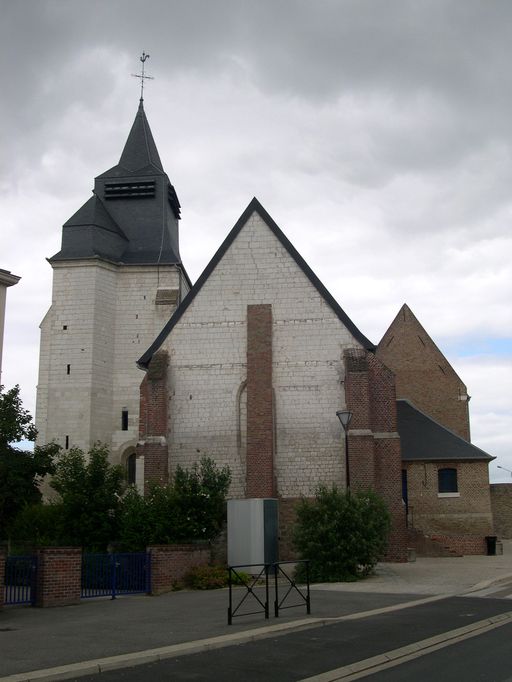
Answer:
[
  {"xmin": 490, "ymin": 484, "xmax": 512, "ymax": 539},
  {"xmin": 376, "ymin": 305, "xmax": 470, "ymax": 440},
  {"xmin": 406, "ymin": 460, "xmax": 494, "ymax": 536},
  {"xmin": 161, "ymin": 212, "xmax": 360, "ymax": 498}
]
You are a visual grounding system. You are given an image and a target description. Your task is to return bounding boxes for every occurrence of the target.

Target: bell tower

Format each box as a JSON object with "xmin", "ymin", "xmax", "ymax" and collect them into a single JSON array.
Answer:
[{"xmin": 36, "ymin": 95, "xmax": 189, "ymax": 479}]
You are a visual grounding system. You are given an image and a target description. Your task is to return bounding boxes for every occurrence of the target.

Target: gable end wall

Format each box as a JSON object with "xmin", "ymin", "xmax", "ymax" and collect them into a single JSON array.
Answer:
[{"xmin": 161, "ymin": 212, "xmax": 363, "ymax": 498}]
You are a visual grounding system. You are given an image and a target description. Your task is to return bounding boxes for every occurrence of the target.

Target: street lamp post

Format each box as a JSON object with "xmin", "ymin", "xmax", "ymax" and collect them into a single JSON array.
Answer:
[
  {"xmin": 497, "ymin": 465, "xmax": 512, "ymax": 478},
  {"xmin": 336, "ymin": 410, "xmax": 353, "ymax": 492}
]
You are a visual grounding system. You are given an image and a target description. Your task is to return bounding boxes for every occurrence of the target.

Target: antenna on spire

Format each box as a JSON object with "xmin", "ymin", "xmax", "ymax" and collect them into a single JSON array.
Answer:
[{"xmin": 132, "ymin": 52, "xmax": 154, "ymax": 101}]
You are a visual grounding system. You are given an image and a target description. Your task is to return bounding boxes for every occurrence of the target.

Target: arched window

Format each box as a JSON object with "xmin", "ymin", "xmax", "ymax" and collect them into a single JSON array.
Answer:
[
  {"xmin": 438, "ymin": 467, "xmax": 458, "ymax": 494},
  {"xmin": 127, "ymin": 453, "xmax": 136, "ymax": 486}
]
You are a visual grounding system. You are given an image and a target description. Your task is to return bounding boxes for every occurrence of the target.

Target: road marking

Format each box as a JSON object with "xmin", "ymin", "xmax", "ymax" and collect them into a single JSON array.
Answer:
[{"xmin": 299, "ymin": 610, "xmax": 512, "ymax": 681}]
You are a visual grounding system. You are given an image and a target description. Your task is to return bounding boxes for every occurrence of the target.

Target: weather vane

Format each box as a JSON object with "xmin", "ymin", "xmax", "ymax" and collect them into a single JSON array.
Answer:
[{"xmin": 132, "ymin": 52, "xmax": 154, "ymax": 101}]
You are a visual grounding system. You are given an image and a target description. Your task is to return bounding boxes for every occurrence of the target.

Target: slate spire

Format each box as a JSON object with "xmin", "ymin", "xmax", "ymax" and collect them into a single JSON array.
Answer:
[
  {"xmin": 118, "ymin": 99, "xmax": 164, "ymax": 173},
  {"xmin": 51, "ymin": 100, "xmax": 181, "ymax": 265}
]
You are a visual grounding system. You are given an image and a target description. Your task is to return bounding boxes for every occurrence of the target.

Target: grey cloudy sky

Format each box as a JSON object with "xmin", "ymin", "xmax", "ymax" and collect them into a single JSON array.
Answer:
[{"xmin": 1, "ymin": 0, "xmax": 511, "ymax": 480}]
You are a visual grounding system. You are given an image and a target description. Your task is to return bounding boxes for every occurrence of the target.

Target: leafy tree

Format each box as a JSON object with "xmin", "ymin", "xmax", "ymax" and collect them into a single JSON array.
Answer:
[
  {"xmin": 116, "ymin": 485, "xmax": 152, "ymax": 551},
  {"xmin": 171, "ymin": 457, "xmax": 232, "ymax": 540},
  {"xmin": 293, "ymin": 486, "xmax": 391, "ymax": 582},
  {"xmin": 0, "ymin": 385, "xmax": 58, "ymax": 543},
  {"xmin": 10, "ymin": 502, "xmax": 63, "ymax": 550},
  {"xmin": 50, "ymin": 444, "xmax": 125, "ymax": 551},
  {"xmin": 118, "ymin": 457, "xmax": 231, "ymax": 551}
]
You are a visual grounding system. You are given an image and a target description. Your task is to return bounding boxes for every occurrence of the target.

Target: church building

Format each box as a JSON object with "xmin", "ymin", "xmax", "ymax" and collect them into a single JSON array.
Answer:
[
  {"xmin": 135, "ymin": 196, "xmax": 411, "ymax": 560},
  {"xmin": 37, "ymin": 95, "xmax": 495, "ymax": 559}
]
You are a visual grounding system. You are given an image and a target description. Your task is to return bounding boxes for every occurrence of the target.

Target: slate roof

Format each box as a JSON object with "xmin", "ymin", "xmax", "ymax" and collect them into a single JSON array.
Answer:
[
  {"xmin": 50, "ymin": 100, "xmax": 182, "ymax": 265},
  {"xmin": 138, "ymin": 197, "xmax": 375, "ymax": 369},
  {"xmin": 97, "ymin": 99, "xmax": 164, "ymax": 178},
  {"xmin": 397, "ymin": 399, "xmax": 494, "ymax": 461},
  {"xmin": 63, "ymin": 194, "xmax": 127, "ymax": 238}
]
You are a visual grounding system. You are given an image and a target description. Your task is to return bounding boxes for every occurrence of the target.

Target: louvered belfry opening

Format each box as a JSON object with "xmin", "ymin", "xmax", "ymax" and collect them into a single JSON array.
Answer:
[{"xmin": 104, "ymin": 180, "xmax": 156, "ymax": 199}]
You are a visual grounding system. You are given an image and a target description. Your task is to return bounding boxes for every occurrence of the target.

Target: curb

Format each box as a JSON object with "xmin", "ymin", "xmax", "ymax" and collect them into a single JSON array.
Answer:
[
  {"xmin": 298, "ymin": 610, "xmax": 512, "ymax": 681},
  {"xmin": 463, "ymin": 571, "xmax": 512, "ymax": 595},
  {"xmin": 0, "ymin": 595, "xmax": 445, "ymax": 682},
  {"xmin": 3, "ymin": 580, "xmax": 512, "ymax": 682}
]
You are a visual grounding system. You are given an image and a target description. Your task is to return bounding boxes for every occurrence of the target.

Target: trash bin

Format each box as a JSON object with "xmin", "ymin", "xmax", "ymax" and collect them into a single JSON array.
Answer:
[{"xmin": 485, "ymin": 536, "xmax": 497, "ymax": 556}]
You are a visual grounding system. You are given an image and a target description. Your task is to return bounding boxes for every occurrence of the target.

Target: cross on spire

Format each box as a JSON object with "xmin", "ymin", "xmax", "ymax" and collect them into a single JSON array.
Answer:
[{"xmin": 132, "ymin": 52, "xmax": 154, "ymax": 101}]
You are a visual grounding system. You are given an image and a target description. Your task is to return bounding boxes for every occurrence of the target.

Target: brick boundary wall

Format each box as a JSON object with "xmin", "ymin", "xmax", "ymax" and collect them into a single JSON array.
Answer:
[
  {"xmin": 430, "ymin": 534, "xmax": 487, "ymax": 556},
  {"xmin": 35, "ymin": 547, "xmax": 81, "ymax": 608},
  {"xmin": 246, "ymin": 304, "xmax": 275, "ymax": 498},
  {"xmin": 0, "ymin": 547, "xmax": 5, "ymax": 609},
  {"xmin": 148, "ymin": 544, "xmax": 211, "ymax": 594},
  {"xmin": 138, "ymin": 350, "xmax": 169, "ymax": 494},
  {"xmin": 490, "ymin": 484, "xmax": 512, "ymax": 539}
]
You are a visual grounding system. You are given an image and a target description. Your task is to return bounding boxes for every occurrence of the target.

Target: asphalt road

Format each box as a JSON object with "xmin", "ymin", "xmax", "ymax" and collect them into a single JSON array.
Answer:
[
  {"xmin": 366, "ymin": 621, "xmax": 512, "ymax": 682},
  {"xmin": 73, "ymin": 595, "xmax": 512, "ymax": 682}
]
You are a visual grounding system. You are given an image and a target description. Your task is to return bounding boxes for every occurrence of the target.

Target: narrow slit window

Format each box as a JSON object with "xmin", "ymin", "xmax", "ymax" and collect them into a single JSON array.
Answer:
[
  {"xmin": 66, "ymin": 364, "xmax": 71, "ymax": 375},
  {"xmin": 127, "ymin": 453, "xmax": 136, "ymax": 486},
  {"xmin": 65, "ymin": 435, "xmax": 69, "ymax": 450},
  {"xmin": 122, "ymin": 408, "xmax": 129, "ymax": 431}
]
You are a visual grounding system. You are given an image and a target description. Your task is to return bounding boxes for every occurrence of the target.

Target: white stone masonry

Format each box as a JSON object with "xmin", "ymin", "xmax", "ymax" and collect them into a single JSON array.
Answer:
[{"xmin": 161, "ymin": 212, "xmax": 363, "ymax": 498}]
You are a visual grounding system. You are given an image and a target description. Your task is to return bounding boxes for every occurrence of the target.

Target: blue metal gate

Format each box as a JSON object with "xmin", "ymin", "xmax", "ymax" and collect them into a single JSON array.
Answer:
[
  {"xmin": 81, "ymin": 552, "xmax": 151, "ymax": 599},
  {"xmin": 4, "ymin": 555, "xmax": 38, "ymax": 606}
]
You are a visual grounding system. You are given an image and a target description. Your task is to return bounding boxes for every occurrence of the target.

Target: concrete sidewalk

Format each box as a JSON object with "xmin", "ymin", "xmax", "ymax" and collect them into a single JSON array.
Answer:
[
  {"xmin": 311, "ymin": 539, "xmax": 512, "ymax": 595},
  {"xmin": 2, "ymin": 542, "xmax": 512, "ymax": 680}
]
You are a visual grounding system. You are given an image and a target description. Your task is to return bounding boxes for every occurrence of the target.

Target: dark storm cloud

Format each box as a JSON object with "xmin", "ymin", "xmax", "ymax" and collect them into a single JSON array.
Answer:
[
  {"xmin": 4, "ymin": 0, "xmax": 512, "ymax": 187},
  {"xmin": 1, "ymin": 0, "xmax": 511, "ymax": 479}
]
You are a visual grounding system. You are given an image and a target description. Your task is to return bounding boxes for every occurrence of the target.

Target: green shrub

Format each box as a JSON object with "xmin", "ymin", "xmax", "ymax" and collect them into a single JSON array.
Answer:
[
  {"xmin": 183, "ymin": 564, "xmax": 228, "ymax": 590},
  {"xmin": 293, "ymin": 486, "xmax": 391, "ymax": 582},
  {"xmin": 118, "ymin": 457, "xmax": 231, "ymax": 550},
  {"xmin": 230, "ymin": 570, "xmax": 251, "ymax": 586},
  {"xmin": 182, "ymin": 565, "xmax": 251, "ymax": 590},
  {"xmin": 116, "ymin": 485, "xmax": 153, "ymax": 552}
]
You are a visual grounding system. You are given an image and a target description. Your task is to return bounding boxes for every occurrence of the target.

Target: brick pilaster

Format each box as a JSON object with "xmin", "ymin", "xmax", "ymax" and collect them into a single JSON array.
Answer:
[
  {"xmin": 344, "ymin": 349, "xmax": 408, "ymax": 562},
  {"xmin": 137, "ymin": 350, "xmax": 169, "ymax": 494},
  {"xmin": 35, "ymin": 547, "xmax": 81, "ymax": 608},
  {"xmin": 246, "ymin": 304, "xmax": 275, "ymax": 498}
]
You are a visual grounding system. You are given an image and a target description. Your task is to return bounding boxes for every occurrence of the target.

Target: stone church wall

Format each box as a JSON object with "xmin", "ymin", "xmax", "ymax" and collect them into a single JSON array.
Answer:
[
  {"xmin": 37, "ymin": 260, "xmax": 117, "ymax": 452},
  {"xmin": 161, "ymin": 212, "xmax": 361, "ymax": 499},
  {"xmin": 111, "ymin": 266, "xmax": 183, "ymax": 461},
  {"xmin": 36, "ymin": 260, "xmax": 185, "ymax": 469}
]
